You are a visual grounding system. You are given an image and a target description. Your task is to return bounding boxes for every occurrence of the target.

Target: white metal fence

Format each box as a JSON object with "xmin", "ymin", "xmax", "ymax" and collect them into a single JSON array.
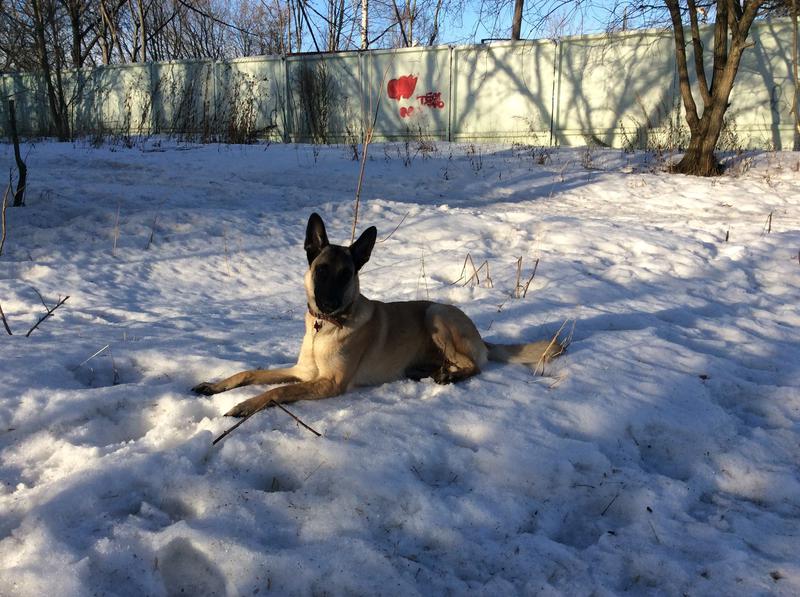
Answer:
[{"xmin": 1, "ymin": 18, "xmax": 795, "ymax": 149}]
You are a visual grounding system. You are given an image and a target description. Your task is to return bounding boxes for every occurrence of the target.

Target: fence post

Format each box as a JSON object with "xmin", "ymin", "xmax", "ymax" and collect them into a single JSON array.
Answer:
[
  {"xmin": 447, "ymin": 46, "xmax": 454, "ymax": 142},
  {"xmin": 148, "ymin": 61, "xmax": 157, "ymax": 135},
  {"xmin": 282, "ymin": 55, "xmax": 291, "ymax": 142},
  {"xmin": 358, "ymin": 50, "xmax": 367, "ymax": 140},
  {"xmin": 549, "ymin": 39, "xmax": 562, "ymax": 147},
  {"xmin": 211, "ymin": 59, "xmax": 218, "ymax": 138}
]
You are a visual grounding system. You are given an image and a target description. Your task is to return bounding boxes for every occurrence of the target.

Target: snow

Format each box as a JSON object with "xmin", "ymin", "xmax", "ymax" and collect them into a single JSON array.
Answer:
[{"xmin": 1, "ymin": 139, "xmax": 799, "ymax": 596}]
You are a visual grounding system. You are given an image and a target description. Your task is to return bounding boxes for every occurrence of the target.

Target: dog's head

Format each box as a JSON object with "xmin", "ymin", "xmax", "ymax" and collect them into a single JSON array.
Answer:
[{"xmin": 304, "ymin": 213, "xmax": 377, "ymax": 316}]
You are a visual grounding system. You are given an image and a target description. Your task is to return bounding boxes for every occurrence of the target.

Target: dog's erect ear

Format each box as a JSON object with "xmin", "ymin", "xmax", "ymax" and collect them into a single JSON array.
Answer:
[
  {"xmin": 350, "ymin": 226, "xmax": 377, "ymax": 271},
  {"xmin": 305, "ymin": 213, "xmax": 329, "ymax": 265}
]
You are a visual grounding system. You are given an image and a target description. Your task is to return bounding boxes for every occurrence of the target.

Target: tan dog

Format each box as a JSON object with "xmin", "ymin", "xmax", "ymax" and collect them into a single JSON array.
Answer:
[{"xmin": 193, "ymin": 213, "xmax": 564, "ymax": 417}]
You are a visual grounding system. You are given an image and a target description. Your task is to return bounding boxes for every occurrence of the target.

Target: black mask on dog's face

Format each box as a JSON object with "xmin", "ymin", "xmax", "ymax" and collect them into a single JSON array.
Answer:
[{"xmin": 304, "ymin": 213, "xmax": 376, "ymax": 315}]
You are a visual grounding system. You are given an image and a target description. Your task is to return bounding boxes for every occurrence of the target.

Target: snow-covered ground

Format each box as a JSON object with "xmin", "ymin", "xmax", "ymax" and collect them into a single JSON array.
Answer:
[{"xmin": 0, "ymin": 140, "xmax": 798, "ymax": 596}]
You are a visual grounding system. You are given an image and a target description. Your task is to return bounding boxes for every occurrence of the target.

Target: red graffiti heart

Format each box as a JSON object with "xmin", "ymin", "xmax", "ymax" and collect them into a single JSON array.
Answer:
[{"xmin": 388, "ymin": 75, "xmax": 418, "ymax": 100}]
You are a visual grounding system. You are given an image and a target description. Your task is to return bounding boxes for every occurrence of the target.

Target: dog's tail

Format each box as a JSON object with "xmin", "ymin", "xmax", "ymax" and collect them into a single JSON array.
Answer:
[{"xmin": 484, "ymin": 338, "xmax": 566, "ymax": 371}]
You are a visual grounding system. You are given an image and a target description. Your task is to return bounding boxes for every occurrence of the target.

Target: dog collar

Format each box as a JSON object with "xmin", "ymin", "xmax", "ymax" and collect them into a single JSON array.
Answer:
[{"xmin": 308, "ymin": 305, "xmax": 345, "ymax": 331}]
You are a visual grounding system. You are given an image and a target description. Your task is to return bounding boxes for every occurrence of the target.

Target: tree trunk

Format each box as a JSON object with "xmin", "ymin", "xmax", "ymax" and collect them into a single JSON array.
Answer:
[
  {"xmin": 31, "ymin": 0, "xmax": 69, "ymax": 140},
  {"xmin": 666, "ymin": 0, "xmax": 764, "ymax": 176},
  {"xmin": 361, "ymin": 0, "xmax": 368, "ymax": 49},
  {"xmin": 67, "ymin": 0, "xmax": 83, "ymax": 67},
  {"xmin": 8, "ymin": 100, "xmax": 27, "ymax": 207},
  {"xmin": 137, "ymin": 0, "xmax": 147, "ymax": 62},
  {"xmin": 511, "ymin": 0, "xmax": 524, "ymax": 40},
  {"xmin": 792, "ymin": 0, "xmax": 799, "ymax": 150}
]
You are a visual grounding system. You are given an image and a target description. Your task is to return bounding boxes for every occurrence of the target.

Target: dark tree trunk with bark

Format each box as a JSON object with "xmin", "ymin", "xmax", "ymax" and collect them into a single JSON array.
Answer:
[
  {"xmin": 31, "ymin": 0, "xmax": 69, "ymax": 140},
  {"xmin": 665, "ymin": 0, "xmax": 765, "ymax": 176},
  {"xmin": 511, "ymin": 0, "xmax": 524, "ymax": 40},
  {"xmin": 8, "ymin": 100, "xmax": 27, "ymax": 207}
]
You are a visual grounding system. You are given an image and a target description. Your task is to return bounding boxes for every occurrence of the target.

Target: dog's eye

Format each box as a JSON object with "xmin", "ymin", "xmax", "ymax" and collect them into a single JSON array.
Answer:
[
  {"xmin": 337, "ymin": 269, "xmax": 351, "ymax": 284},
  {"xmin": 315, "ymin": 264, "xmax": 329, "ymax": 278}
]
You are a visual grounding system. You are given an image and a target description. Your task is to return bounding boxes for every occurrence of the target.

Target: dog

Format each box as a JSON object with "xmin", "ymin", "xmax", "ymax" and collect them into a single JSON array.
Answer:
[{"xmin": 193, "ymin": 213, "xmax": 565, "ymax": 418}]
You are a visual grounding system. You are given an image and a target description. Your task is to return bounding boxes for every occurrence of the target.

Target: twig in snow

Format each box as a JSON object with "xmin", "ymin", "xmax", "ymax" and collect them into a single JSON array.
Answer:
[
  {"xmin": 25, "ymin": 295, "xmax": 69, "ymax": 337},
  {"xmin": 0, "ymin": 302, "xmax": 12, "ymax": 335},
  {"xmin": 601, "ymin": 491, "xmax": 620, "ymax": 516},
  {"xmin": 212, "ymin": 399, "xmax": 321, "ymax": 445},
  {"xmin": 376, "ymin": 211, "xmax": 410, "ymax": 244},
  {"xmin": 269, "ymin": 400, "xmax": 322, "ymax": 436},
  {"xmin": 212, "ymin": 412, "xmax": 255, "ymax": 445},
  {"xmin": 648, "ymin": 520, "xmax": 661, "ymax": 544},
  {"xmin": 761, "ymin": 211, "xmax": 773, "ymax": 235},
  {"xmin": 30, "ymin": 286, "xmax": 50, "ymax": 310}
]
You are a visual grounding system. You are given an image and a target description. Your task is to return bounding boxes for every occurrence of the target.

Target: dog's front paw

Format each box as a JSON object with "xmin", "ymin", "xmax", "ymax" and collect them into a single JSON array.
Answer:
[
  {"xmin": 224, "ymin": 396, "xmax": 267, "ymax": 418},
  {"xmin": 192, "ymin": 381, "xmax": 220, "ymax": 395}
]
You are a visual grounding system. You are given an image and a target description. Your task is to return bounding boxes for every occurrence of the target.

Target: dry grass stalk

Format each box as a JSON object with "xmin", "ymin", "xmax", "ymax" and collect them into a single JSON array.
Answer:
[
  {"xmin": 513, "ymin": 257, "xmax": 540, "ymax": 298},
  {"xmin": 0, "ymin": 183, "xmax": 9, "ymax": 257},
  {"xmin": 761, "ymin": 211, "xmax": 773, "ymax": 235},
  {"xmin": 109, "ymin": 348, "xmax": 120, "ymax": 385},
  {"xmin": 145, "ymin": 214, "xmax": 159, "ymax": 250},
  {"xmin": 112, "ymin": 204, "xmax": 121, "ymax": 256},
  {"xmin": 72, "ymin": 344, "xmax": 111, "ymax": 369},
  {"xmin": 351, "ymin": 63, "xmax": 393, "ymax": 244},
  {"xmin": 534, "ymin": 318, "xmax": 575, "ymax": 376},
  {"xmin": 417, "ymin": 251, "xmax": 430, "ymax": 299},
  {"xmin": 521, "ymin": 258, "xmax": 540, "ymax": 298},
  {"xmin": 223, "ymin": 226, "xmax": 232, "ymax": 276},
  {"xmin": 453, "ymin": 253, "xmax": 493, "ymax": 288}
]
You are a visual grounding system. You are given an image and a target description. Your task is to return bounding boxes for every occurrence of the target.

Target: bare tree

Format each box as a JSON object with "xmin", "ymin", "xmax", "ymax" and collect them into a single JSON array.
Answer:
[{"xmin": 663, "ymin": 0, "xmax": 768, "ymax": 175}]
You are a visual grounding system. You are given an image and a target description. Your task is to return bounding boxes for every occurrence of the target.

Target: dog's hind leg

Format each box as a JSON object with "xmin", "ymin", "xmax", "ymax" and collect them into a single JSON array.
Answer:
[
  {"xmin": 192, "ymin": 368, "xmax": 302, "ymax": 395},
  {"xmin": 425, "ymin": 304, "xmax": 488, "ymax": 384}
]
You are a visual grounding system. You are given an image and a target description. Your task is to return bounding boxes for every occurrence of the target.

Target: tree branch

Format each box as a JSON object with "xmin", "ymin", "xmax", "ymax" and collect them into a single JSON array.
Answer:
[
  {"xmin": 212, "ymin": 398, "xmax": 322, "ymax": 445},
  {"xmin": 25, "ymin": 295, "xmax": 69, "ymax": 337},
  {"xmin": 665, "ymin": 0, "xmax": 700, "ymax": 131},
  {"xmin": 687, "ymin": 0, "xmax": 712, "ymax": 107},
  {"xmin": 0, "ymin": 302, "xmax": 11, "ymax": 335}
]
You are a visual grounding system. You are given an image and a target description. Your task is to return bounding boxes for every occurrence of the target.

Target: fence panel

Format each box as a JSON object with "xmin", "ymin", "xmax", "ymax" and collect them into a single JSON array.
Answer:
[
  {"xmin": 215, "ymin": 57, "xmax": 285, "ymax": 142},
  {"xmin": 286, "ymin": 53, "xmax": 363, "ymax": 143},
  {"xmin": 366, "ymin": 46, "xmax": 452, "ymax": 142},
  {"xmin": 556, "ymin": 32, "xmax": 677, "ymax": 148},
  {"xmin": 452, "ymin": 41, "xmax": 556, "ymax": 143}
]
